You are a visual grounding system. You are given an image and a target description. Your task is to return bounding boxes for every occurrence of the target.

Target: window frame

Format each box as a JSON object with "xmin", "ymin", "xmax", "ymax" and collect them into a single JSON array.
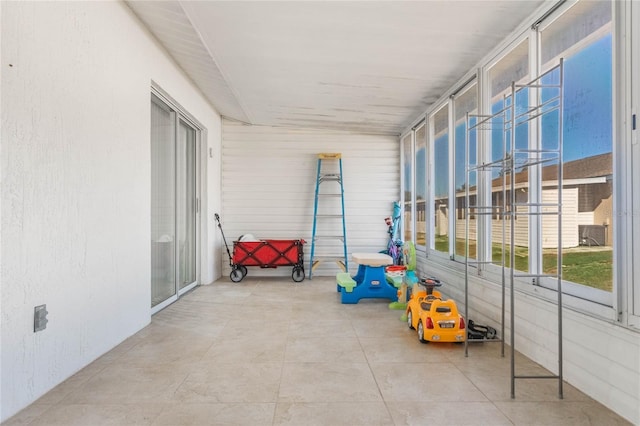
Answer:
[
  {"xmin": 428, "ymin": 101, "xmax": 452, "ymax": 259},
  {"xmin": 150, "ymin": 84, "xmax": 204, "ymax": 315},
  {"xmin": 625, "ymin": 0, "xmax": 639, "ymax": 328},
  {"xmin": 401, "ymin": 132, "xmax": 414, "ymax": 246},
  {"xmin": 480, "ymin": 32, "xmax": 533, "ymax": 278},
  {"xmin": 452, "ymin": 79, "xmax": 479, "ymax": 263},
  {"xmin": 414, "ymin": 120, "xmax": 428, "ymax": 250}
]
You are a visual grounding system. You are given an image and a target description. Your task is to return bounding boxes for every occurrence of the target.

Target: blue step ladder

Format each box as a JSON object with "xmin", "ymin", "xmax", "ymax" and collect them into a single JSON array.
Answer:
[{"xmin": 309, "ymin": 153, "xmax": 348, "ymax": 279}]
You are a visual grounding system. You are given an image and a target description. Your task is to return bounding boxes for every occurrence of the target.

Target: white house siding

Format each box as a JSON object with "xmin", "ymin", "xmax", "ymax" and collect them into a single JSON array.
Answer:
[
  {"xmin": 0, "ymin": 2, "xmax": 222, "ymax": 421},
  {"xmin": 491, "ymin": 218, "xmax": 515, "ymax": 246},
  {"xmin": 221, "ymin": 119, "xmax": 399, "ymax": 278},
  {"xmin": 541, "ymin": 188, "xmax": 580, "ymax": 248},
  {"xmin": 455, "ymin": 218, "xmax": 477, "ymax": 241},
  {"xmin": 435, "ymin": 207, "xmax": 448, "ymax": 236},
  {"xmin": 577, "ymin": 211, "xmax": 595, "ymax": 226},
  {"xmin": 484, "ymin": 188, "xmax": 580, "ymax": 249},
  {"xmin": 454, "ymin": 195, "xmax": 576, "ymax": 249},
  {"xmin": 416, "ymin": 257, "xmax": 639, "ymax": 424}
]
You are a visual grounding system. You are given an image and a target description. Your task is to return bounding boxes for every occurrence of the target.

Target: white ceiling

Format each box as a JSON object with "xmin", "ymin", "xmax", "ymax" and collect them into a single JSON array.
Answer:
[{"xmin": 127, "ymin": 1, "xmax": 549, "ymax": 135}]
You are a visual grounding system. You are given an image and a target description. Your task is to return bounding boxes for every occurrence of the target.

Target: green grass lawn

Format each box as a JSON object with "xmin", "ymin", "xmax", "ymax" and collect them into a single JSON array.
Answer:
[
  {"xmin": 543, "ymin": 250, "xmax": 613, "ymax": 291},
  {"xmin": 435, "ymin": 235, "xmax": 449, "ymax": 253},
  {"xmin": 432, "ymin": 235, "xmax": 612, "ymax": 291}
]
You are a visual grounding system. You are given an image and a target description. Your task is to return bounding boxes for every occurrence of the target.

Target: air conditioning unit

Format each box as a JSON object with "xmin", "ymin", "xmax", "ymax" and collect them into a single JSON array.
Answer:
[{"xmin": 579, "ymin": 225, "xmax": 606, "ymax": 246}]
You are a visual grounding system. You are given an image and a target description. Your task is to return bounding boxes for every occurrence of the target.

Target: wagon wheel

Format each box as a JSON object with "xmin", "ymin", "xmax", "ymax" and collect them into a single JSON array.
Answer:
[
  {"xmin": 238, "ymin": 265, "xmax": 248, "ymax": 277},
  {"xmin": 292, "ymin": 266, "xmax": 305, "ymax": 282},
  {"xmin": 230, "ymin": 267, "xmax": 244, "ymax": 282}
]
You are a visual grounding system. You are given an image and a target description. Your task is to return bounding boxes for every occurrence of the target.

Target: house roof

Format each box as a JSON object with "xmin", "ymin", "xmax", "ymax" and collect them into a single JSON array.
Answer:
[{"xmin": 490, "ymin": 152, "xmax": 613, "ymax": 188}]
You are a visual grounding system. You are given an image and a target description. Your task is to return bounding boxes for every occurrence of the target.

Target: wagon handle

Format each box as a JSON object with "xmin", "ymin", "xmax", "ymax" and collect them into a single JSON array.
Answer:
[{"xmin": 214, "ymin": 213, "xmax": 234, "ymax": 268}]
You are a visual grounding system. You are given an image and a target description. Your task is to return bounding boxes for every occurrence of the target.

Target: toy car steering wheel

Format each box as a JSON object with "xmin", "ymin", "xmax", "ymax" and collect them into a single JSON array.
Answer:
[{"xmin": 421, "ymin": 277, "xmax": 442, "ymax": 287}]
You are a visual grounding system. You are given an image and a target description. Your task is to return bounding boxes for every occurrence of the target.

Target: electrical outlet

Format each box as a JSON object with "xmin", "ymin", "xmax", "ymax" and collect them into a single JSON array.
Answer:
[{"xmin": 34, "ymin": 304, "xmax": 48, "ymax": 332}]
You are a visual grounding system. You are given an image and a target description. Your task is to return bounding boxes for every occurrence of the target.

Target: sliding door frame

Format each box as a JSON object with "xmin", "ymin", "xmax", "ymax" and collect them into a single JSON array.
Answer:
[{"xmin": 151, "ymin": 84, "xmax": 203, "ymax": 314}]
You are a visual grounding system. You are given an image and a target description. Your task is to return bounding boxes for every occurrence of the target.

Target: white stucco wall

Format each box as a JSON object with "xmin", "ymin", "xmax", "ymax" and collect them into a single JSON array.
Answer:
[{"xmin": 0, "ymin": 1, "xmax": 222, "ymax": 421}]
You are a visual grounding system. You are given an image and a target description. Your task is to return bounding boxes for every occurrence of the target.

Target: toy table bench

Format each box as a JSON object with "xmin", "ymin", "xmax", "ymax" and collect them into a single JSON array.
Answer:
[{"xmin": 336, "ymin": 253, "xmax": 398, "ymax": 304}]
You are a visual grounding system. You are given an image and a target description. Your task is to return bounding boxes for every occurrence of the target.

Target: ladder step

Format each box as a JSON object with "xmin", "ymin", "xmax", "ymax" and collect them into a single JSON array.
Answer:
[
  {"xmin": 318, "ymin": 153, "xmax": 341, "ymax": 159},
  {"xmin": 316, "ymin": 214, "xmax": 344, "ymax": 218},
  {"xmin": 319, "ymin": 177, "xmax": 342, "ymax": 183},
  {"xmin": 312, "ymin": 258, "xmax": 347, "ymax": 272}
]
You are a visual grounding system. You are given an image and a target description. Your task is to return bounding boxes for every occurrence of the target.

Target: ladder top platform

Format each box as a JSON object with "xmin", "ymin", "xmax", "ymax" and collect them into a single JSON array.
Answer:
[{"xmin": 318, "ymin": 153, "xmax": 341, "ymax": 159}]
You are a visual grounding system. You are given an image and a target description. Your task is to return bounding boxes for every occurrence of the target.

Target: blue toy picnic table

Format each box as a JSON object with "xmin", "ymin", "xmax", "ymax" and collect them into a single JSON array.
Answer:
[{"xmin": 336, "ymin": 253, "xmax": 398, "ymax": 304}]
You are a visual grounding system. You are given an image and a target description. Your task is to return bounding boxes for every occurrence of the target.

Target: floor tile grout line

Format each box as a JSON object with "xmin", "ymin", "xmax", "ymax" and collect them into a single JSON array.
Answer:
[
  {"xmin": 271, "ymin": 298, "xmax": 294, "ymax": 426},
  {"xmin": 354, "ymin": 314, "xmax": 398, "ymax": 425}
]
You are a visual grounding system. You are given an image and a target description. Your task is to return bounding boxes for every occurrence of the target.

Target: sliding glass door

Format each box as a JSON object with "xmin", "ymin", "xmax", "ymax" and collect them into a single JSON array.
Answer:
[{"xmin": 151, "ymin": 93, "xmax": 200, "ymax": 310}]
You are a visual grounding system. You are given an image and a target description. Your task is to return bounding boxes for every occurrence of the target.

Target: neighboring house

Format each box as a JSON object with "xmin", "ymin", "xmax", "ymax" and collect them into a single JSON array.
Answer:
[{"xmin": 413, "ymin": 153, "xmax": 613, "ymax": 249}]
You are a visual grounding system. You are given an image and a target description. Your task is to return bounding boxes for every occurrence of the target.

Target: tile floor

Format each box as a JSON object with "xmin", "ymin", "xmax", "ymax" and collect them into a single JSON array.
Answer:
[{"xmin": 3, "ymin": 277, "xmax": 631, "ymax": 426}]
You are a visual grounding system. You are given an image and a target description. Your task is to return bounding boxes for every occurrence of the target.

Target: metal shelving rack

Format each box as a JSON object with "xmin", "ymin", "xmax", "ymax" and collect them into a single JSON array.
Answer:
[
  {"xmin": 463, "ymin": 86, "xmax": 512, "ymax": 359},
  {"xmin": 464, "ymin": 60, "xmax": 565, "ymax": 399}
]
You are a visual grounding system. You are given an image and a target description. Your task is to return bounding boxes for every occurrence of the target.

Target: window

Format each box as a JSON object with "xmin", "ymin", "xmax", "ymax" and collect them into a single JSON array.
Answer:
[
  {"xmin": 402, "ymin": 133, "xmax": 413, "ymax": 243},
  {"xmin": 400, "ymin": 0, "xmax": 640, "ymax": 327},
  {"xmin": 539, "ymin": 1, "xmax": 613, "ymax": 297},
  {"xmin": 431, "ymin": 104, "xmax": 449, "ymax": 254},
  {"xmin": 404, "ymin": 0, "xmax": 619, "ymax": 313},
  {"xmin": 487, "ymin": 38, "xmax": 530, "ymax": 272},
  {"xmin": 453, "ymin": 82, "xmax": 478, "ymax": 259},
  {"xmin": 415, "ymin": 123, "xmax": 427, "ymax": 248}
]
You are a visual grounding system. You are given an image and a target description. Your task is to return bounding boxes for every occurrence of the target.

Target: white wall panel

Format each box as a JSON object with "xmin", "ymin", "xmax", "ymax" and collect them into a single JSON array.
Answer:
[{"xmin": 220, "ymin": 120, "xmax": 399, "ymax": 278}]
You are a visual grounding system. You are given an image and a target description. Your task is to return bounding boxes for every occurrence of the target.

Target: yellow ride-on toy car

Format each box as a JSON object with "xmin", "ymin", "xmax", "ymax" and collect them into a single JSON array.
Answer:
[{"xmin": 406, "ymin": 277, "xmax": 466, "ymax": 343}]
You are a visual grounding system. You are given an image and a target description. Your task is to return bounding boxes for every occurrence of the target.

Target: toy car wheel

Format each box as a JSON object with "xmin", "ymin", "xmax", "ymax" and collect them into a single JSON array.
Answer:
[
  {"xmin": 292, "ymin": 267, "xmax": 305, "ymax": 282},
  {"xmin": 417, "ymin": 320, "xmax": 428, "ymax": 344},
  {"xmin": 238, "ymin": 265, "xmax": 248, "ymax": 277},
  {"xmin": 407, "ymin": 310, "xmax": 414, "ymax": 329},
  {"xmin": 230, "ymin": 268, "xmax": 243, "ymax": 282}
]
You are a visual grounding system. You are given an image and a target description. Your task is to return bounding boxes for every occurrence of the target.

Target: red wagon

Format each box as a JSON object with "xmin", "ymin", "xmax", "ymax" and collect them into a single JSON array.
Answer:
[
  {"xmin": 215, "ymin": 214, "xmax": 306, "ymax": 283},
  {"xmin": 231, "ymin": 239, "xmax": 306, "ymax": 282}
]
